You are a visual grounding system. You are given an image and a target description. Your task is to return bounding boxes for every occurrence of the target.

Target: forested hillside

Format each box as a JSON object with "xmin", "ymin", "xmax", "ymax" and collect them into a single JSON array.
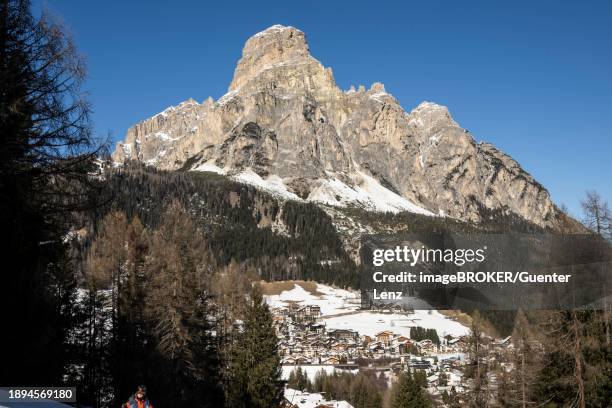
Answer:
[
  {"xmin": 80, "ymin": 163, "xmax": 360, "ymax": 288},
  {"xmin": 81, "ymin": 163, "xmax": 563, "ymax": 292},
  {"xmin": 74, "ymin": 163, "xmax": 575, "ymax": 341}
]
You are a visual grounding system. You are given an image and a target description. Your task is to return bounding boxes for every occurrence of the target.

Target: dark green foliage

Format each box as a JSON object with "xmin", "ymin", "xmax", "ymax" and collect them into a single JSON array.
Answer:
[
  {"xmin": 334, "ymin": 193, "xmax": 547, "ymax": 236},
  {"xmin": 534, "ymin": 349, "xmax": 575, "ymax": 405},
  {"xmin": 473, "ymin": 199, "xmax": 546, "ymax": 233},
  {"xmin": 391, "ymin": 371, "xmax": 430, "ymax": 408},
  {"xmin": 225, "ymin": 286, "xmax": 283, "ymax": 408},
  {"xmin": 412, "ymin": 370, "xmax": 427, "ymax": 389},
  {"xmin": 287, "ymin": 367, "xmax": 312, "ymax": 391},
  {"xmin": 350, "ymin": 374, "xmax": 384, "ymax": 408},
  {"xmin": 312, "ymin": 370, "xmax": 384, "ymax": 408},
  {"xmin": 410, "ymin": 326, "xmax": 440, "ymax": 345},
  {"xmin": 67, "ymin": 287, "xmax": 114, "ymax": 407}
]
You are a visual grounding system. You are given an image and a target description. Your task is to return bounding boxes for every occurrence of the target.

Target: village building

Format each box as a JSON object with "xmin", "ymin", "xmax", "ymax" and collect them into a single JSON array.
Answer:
[
  {"xmin": 282, "ymin": 389, "xmax": 354, "ymax": 408},
  {"xmin": 375, "ymin": 330, "xmax": 394, "ymax": 345},
  {"xmin": 294, "ymin": 305, "xmax": 322, "ymax": 322},
  {"xmin": 327, "ymin": 328, "xmax": 359, "ymax": 342}
]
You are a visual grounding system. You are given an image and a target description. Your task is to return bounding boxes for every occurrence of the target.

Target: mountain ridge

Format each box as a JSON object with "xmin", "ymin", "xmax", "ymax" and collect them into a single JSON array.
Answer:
[{"xmin": 112, "ymin": 24, "xmax": 566, "ymax": 229}]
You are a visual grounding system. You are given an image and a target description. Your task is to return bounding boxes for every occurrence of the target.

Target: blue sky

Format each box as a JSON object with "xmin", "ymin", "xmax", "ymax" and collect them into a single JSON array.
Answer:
[{"xmin": 34, "ymin": 0, "xmax": 611, "ymax": 216}]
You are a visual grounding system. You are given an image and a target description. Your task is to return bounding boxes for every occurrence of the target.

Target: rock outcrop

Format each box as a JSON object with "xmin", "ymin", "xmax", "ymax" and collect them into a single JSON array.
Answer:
[{"xmin": 112, "ymin": 25, "xmax": 561, "ymax": 228}]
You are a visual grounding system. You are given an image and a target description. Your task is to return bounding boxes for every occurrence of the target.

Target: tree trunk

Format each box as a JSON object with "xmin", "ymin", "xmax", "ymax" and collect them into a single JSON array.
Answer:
[
  {"xmin": 572, "ymin": 311, "xmax": 586, "ymax": 408},
  {"xmin": 521, "ymin": 352, "xmax": 526, "ymax": 408}
]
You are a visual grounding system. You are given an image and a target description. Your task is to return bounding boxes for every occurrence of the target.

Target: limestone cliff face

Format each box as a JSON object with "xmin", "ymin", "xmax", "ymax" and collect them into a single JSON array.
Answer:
[{"xmin": 112, "ymin": 25, "xmax": 561, "ymax": 227}]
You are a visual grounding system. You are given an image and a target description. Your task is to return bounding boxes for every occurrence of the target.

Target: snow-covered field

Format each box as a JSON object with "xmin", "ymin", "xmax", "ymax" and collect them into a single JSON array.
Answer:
[
  {"xmin": 264, "ymin": 282, "xmax": 469, "ymax": 338},
  {"xmin": 322, "ymin": 310, "xmax": 469, "ymax": 338},
  {"xmin": 265, "ymin": 282, "xmax": 360, "ymax": 316}
]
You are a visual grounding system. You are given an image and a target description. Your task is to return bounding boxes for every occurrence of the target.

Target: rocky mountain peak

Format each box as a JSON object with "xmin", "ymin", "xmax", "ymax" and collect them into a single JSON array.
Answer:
[
  {"xmin": 228, "ymin": 25, "xmax": 336, "ymax": 93},
  {"xmin": 112, "ymin": 25, "xmax": 566, "ymax": 230},
  {"xmin": 369, "ymin": 82, "xmax": 386, "ymax": 93},
  {"xmin": 407, "ymin": 101, "xmax": 458, "ymax": 135},
  {"xmin": 244, "ymin": 25, "xmax": 309, "ymax": 60}
]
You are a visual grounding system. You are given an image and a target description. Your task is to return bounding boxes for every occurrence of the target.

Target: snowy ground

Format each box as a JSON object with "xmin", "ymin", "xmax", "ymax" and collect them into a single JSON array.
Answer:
[
  {"xmin": 191, "ymin": 165, "xmax": 433, "ymax": 215},
  {"xmin": 306, "ymin": 171, "xmax": 433, "ymax": 215},
  {"xmin": 322, "ymin": 310, "xmax": 469, "ymax": 338},
  {"xmin": 265, "ymin": 282, "xmax": 360, "ymax": 316},
  {"xmin": 264, "ymin": 282, "xmax": 469, "ymax": 338},
  {"xmin": 284, "ymin": 388, "xmax": 354, "ymax": 408}
]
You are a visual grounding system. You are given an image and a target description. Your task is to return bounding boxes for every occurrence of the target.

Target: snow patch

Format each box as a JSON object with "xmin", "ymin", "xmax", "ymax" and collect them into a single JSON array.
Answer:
[
  {"xmin": 369, "ymin": 91, "xmax": 391, "ymax": 103},
  {"xmin": 192, "ymin": 160, "xmax": 226, "ymax": 174},
  {"xmin": 283, "ymin": 388, "xmax": 354, "ymax": 408},
  {"xmin": 154, "ymin": 107, "xmax": 173, "ymax": 118},
  {"xmin": 252, "ymin": 24, "xmax": 297, "ymax": 39},
  {"xmin": 120, "ymin": 143, "xmax": 132, "ymax": 157},
  {"xmin": 217, "ymin": 89, "xmax": 239, "ymax": 106},
  {"xmin": 153, "ymin": 99, "xmax": 198, "ymax": 119},
  {"xmin": 308, "ymin": 171, "xmax": 433, "ymax": 215},
  {"xmin": 232, "ymin": 168, "xmax": 301, "ymax": 200},
  {"xmin": 154, "ymin": 131, "xmax": 183, "ymax": 142}
]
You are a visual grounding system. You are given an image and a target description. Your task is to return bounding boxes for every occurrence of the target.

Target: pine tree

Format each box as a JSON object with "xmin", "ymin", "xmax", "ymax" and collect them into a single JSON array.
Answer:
[
  {"xmin": 391, "ymin": 371, "xmax": 430, "ymax": 408},
  {"xmin": 507, "ymin": 309, "xmax": 538, "ymax": 407},
  {"xmin": 465, "ymin": 310, "xmax": 490, "ymax": 407},
  {"xmin": 0, "ymin": 0, "xmax": 100, "ymax": 385},
  {"xmin": 145, "ymin": 201, "xmax": 223, "ymax": 407},
  {"xmin": 85, "ymin": 211, "xmax": 130, "ymax": 403},
  {"xmin": 82, "ymin": 212, "xmax": 154, "ymax": 405},
  {"xmin": 116, "ymin": 216, "xmax": 150, "ymax": 400},
  {"xmin": 212, "ymin": 260, "xmax": 253, "ymax": 345},
  {"xmin": 226, "ymin": 284, "xmax": 283, "ymax": 408},
  {"xmin": 287, "ymin": 367, "xmax": 312, "ymax": 391},
  {"xmin": 349, "ymin": 373, "xmax": 382, "ymax": 408}
]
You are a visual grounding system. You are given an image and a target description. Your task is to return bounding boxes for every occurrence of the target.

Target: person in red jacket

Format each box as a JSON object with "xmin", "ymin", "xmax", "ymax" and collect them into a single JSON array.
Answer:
[{"xmin": 123, "ymin": 385, "xmax": 153, "ymax": 408}]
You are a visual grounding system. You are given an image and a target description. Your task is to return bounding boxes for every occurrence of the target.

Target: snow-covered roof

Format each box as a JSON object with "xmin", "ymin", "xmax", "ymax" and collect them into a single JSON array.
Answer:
[{"xmin": 284, "ymin": 388, "xmax": 354, "ymax": 408}]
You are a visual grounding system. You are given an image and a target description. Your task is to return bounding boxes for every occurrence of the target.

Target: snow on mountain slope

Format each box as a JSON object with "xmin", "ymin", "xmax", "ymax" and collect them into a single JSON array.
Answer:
[
  {"xmin": 351, "ymin": 171, "xmax": 433, "ymax": 215},
  {"xmin": 233, "ymin": 169, "xmax": 302, "ymax": 201},
  {"xmin": 192, "ymin": 160, "xmax": 225, "ymax": 174},
  {"xmin": 302, "ymin": 170, "xmax": 435, "ymax": 214},
  {"xmin": 192, "ymin": 165, "xmax": 434, "ymax": 215}
]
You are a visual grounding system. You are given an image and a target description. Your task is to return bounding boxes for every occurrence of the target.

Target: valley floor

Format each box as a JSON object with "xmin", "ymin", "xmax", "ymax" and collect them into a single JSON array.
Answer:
[{"xmin": 262, "ymin": 280, "xmax": 499, "ymax": 403}]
